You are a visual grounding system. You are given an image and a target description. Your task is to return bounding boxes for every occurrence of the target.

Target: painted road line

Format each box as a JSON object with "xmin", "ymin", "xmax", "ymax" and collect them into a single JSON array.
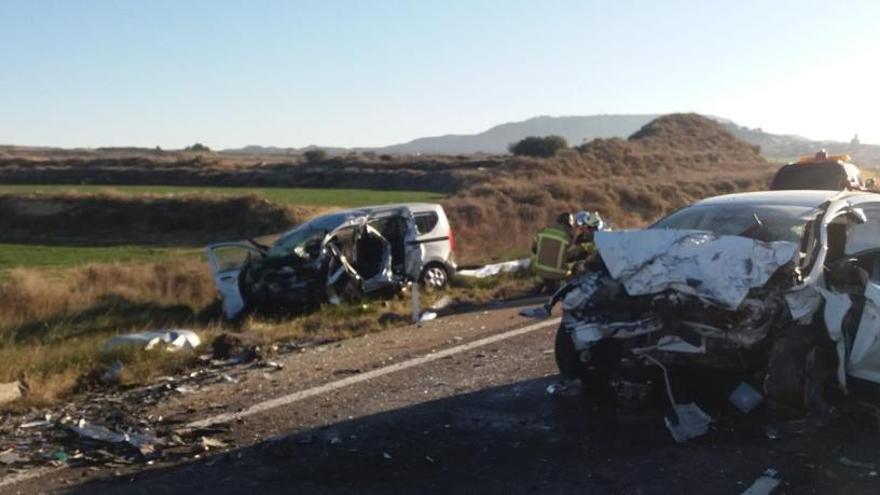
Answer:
[{"xmin": 185, "ymin": 317, "xmax": 561, "ymax": 429}]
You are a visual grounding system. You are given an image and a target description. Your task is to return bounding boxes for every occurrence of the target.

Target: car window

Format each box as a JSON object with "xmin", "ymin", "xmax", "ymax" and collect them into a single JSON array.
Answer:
[
  {"xmin": 269, "ymin": 228, "xmax": 326, "ymax": 257},
  {"xmin": 414, "ymin": 212, "xmax": 439, "ymax": 235},
  {"xmin": 846, "ymin": 205, "xmax": 880, "ymax": 255},
  {"xmin": 652, "ymin": 204, "xmax": 816, "ymax": 243},
  {"xmin": 211, "ymin": 246, "xmax": 256, "ymax": 272}
]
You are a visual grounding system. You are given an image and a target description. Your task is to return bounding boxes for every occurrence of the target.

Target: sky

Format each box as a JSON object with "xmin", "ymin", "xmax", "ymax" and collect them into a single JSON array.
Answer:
[{"xmin": 1, "ymin": 0, "xmax": 879, "ymax": 149}]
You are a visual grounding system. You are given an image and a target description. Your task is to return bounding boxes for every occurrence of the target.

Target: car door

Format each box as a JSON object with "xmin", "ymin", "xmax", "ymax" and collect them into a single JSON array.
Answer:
[
  {"xmin": 840, "ymin": 202, "xmax": 880, "ymax": 383},
  {"xmin": 205, "ymin": 242, "xmax": 263, "ymax": 320}
]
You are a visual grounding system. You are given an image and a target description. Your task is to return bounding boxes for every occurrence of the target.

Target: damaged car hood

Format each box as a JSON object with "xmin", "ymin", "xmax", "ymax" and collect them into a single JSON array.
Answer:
[{"xmin": 595, "ymin": 230, "xmax": 799, "ymax": 309}]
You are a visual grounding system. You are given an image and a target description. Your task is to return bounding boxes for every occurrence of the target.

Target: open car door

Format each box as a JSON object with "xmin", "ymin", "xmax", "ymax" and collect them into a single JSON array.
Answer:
[{"xmin": 205, "ymin": 242, "xmax": 264, "ymax": 320}]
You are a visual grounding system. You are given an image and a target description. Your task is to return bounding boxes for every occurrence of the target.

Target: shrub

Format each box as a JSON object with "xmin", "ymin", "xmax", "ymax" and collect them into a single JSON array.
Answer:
[
  {"xmin": 303, "ymin": 149, "xmax": 328, "ymax": 163},
  {"xmin": 185, "ymin": 143, "xmax": 210, "ymax": 152},
  {"xmin": 509, "ymin": 135, "xmax": 568, "ymax": 157}
]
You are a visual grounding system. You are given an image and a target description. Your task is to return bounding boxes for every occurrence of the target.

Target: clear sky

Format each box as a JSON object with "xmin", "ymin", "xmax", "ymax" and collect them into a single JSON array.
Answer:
[{"xmin": 2, "ymin": 0, "xmax": 879, "ymax": 149}]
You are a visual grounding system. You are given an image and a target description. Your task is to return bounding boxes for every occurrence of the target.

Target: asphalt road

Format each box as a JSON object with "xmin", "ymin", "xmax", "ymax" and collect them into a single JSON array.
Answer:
[{"xmin": 8, "ymin": 303, "xmax": 880, "ymax": 494}]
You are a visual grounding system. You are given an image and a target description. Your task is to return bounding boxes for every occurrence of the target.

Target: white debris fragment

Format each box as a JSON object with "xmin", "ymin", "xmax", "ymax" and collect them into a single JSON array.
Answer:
[
  {"xmin": 741, "ymin": 468, "xmax": 782, "ymax": 495},
  {"xmin": 419, "ymin": 311, "xmax": 438, "ymax": 322},
  {"xmin": 665, "ymin": 403, "xmax": 713, "ymax": 443},
  {"xmin": 596, "ymin": 230, "xmax": 798, "ymax": 309},
  {"xmin": 457, "ymin": 258, "xmax": 531, "ymax": 278},
  {"xmin": 105, "ymin": 329, "xmax": 201, "ymax": 352},
  {"xmin": 728, "ymin": 382, "xmax": 764, "ymax": 414}
]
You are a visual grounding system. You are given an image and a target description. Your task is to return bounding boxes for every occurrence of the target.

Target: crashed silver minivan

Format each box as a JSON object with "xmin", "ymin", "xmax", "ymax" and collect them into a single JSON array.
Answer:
[
  {"xmin": 555, "ymin": 190, "xmax": 880, "ymax": 411},
  {"xmin": 206, "ymin": 203, "xmax": 456, "ymax": 320}
]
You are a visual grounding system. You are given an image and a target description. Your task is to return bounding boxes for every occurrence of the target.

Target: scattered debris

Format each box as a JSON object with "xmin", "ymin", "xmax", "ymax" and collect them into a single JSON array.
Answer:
[
  {"xmin": 519, "ymin": 305, "xmax": 551, "ymax": 319},
  {"xmin": 105, "ymin": 329, "xmax": 201, "ymax": 352},
  {"xmin": 741, "ymin": 468, "xmax": 782, "ymax": 495},
  {"xmin": 200, "ymin": 437, "xmax": 228, "ymax": 451},
  {"xmin": 458, "ymin": 258, "xmax": 530, "ymax": 278},
  {"xmin": 382, "ymin": 452, "xmax": 393, "ymax": 460},
  {"xmin": 644, "ymin": 354, "xmax": 713, "ymax": 443},
  {"xmin": 419, "ymin": 311, "xmax": 438, "ymax": 322},
  {"xmin": 211, "ymin": 333, "xmax": 263, "ymax": 363},
  {"xmin": 0, "ymin": 381, "xmax": 24, "ymax": 406},
  {"xmin": 0, "ymin": 450, "xmax": 25, "ymax": 465},
  {"xmin": 546, "ymin": 379, "xmax": 582, "ymax": 397},
  {"xmin": 728, "ymin": 382, "xmax": 764, "ymax": 414},
  {"xmin": 838, "ymin": 456, "xmax": 877, "ymax": 470}
]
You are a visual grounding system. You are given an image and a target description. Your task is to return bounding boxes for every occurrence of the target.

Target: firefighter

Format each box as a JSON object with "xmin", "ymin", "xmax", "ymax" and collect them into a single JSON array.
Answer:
[
  {"xmin": 531, "ymin": 212, "xmax": 575, "ymax": 293},
  {"xmin": 569, "ymin": 210, "xmax": 605, "ymax": 272}
]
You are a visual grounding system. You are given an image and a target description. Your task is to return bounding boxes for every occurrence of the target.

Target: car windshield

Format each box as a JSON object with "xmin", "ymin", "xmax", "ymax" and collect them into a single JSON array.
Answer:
[
  {"xmin": 268, "ymin": 213, "xmax": 352, "ymax": 257},
  {"xmin": 652, "ymin": 204, "xmax": 818, "ymax": 243}
]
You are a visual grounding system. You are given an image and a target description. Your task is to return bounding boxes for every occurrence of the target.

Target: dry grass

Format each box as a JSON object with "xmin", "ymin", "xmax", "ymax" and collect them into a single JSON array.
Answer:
[{"xmin": 0, "ymin": 258, "xmax": 532, "ymax": 406}]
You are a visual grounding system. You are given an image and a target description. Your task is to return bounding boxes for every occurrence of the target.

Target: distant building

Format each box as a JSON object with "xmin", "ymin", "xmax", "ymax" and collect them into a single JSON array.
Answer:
[{"xmin": 851, "ymin": 133, "xmax": 861, "ymax": 146}]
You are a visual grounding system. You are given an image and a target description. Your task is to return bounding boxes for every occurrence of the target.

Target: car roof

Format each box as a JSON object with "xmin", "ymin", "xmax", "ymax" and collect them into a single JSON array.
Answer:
[{"xmin": 692, "ymin": 190, "xmax": 876, "ymax": 208}]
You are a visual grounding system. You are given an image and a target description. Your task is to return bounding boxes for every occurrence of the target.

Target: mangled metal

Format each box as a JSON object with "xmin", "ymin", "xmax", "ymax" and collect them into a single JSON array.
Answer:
[
  {"xmin": 207, "ymin": 207, "xmax": 424, "ymax": 319},
  {"xmin": 548, "ymin": 190, "xmax": 880, "ymax": 421}
]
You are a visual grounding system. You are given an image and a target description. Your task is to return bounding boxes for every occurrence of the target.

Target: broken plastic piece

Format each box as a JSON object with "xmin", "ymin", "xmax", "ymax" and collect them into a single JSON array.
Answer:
[
  {"xmin": 419, "ymin": 311, "xmax": 438, "ymax": 322},
  {"xmin": 519, "ymin": 306, "xmax": 551, "ymax": 319},
  {"xmin": 642, "ymin": 353, "xmax": 713, "ymax": 443},
  {"xmin": 105, "ymin": 329, "xmax": 201, "ymax": 352},
  {"xmin": 728, "ymin": 382, "xmax": 764, "ymax": 414},
  {"xmin": 741, "ymin": 468, "xmax": 782, "ymax": 495}
]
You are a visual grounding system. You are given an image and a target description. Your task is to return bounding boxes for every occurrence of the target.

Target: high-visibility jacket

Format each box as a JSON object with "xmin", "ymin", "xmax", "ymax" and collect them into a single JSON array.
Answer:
[{"xmin": 532, "ymin": 226, "xmax": 572, "ymax": 280}]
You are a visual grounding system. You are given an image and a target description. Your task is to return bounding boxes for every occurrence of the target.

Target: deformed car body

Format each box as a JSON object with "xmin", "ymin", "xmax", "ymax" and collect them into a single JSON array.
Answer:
[
  {"xmin": 555, "ymin": 190, "xmax": 880, "ymax": 411},
  {"xmin": 206, "ymin": 203, "xmax": 456, "ymax": 320}
]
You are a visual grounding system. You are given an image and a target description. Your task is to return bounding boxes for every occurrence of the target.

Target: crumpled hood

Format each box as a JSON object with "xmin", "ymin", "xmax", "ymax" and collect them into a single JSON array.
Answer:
[{"xmin": 595, "ymin": 230, "xmax": 799, "ymax": 309}]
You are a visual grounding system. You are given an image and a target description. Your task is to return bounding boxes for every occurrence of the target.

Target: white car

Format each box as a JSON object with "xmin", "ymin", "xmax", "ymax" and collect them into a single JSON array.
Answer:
[
  {"xmin": 555, "ymin": 190, "xmax": 880, "ymax": 412},
  {"xmin": 206, "ymin": 203, "xmax": 456, "ymax": 320}
]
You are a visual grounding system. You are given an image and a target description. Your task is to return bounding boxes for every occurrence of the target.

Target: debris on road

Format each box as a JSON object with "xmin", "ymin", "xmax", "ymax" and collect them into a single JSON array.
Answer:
[
  {"xmin": 728, "ymin": 382, "xmax": 764, "ymax": 414},
  {"xmin": 105, "ymin": 329, "xmax": 201, "ymax": 352},
  {"xmin": 419, "ymin": 311, "xmax": 438, "ymax": 322},
  {"xmin": 211, "ymin": 333, "xmax": 263, "ymax": 363},
  {"xmin": 519, "ymin": 305, "xmax": 551, "ymax": 319},
  {"xmin": 0, "ymin": 381, "xmax": 24, "ymax": 406},
  {"xmin": 741, "ymin": 468, "xmax": 782, "ymax": 495}
]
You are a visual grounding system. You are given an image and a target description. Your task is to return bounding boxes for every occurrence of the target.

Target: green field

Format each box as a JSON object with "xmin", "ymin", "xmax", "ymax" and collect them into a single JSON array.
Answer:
[
  {"xmin": 0, "ymin": 244, "xmax": 202, "ymax": 271},
  {"xmin": 0, "ymin": 184, "xmax": 443, "ymax": 207}
]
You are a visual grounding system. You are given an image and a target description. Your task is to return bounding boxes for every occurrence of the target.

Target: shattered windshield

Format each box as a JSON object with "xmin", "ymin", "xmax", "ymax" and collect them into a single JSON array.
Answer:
[
  {"xmin": 652, "ymin": 204, "xmax": 817, "ymax": 243},
  {"xmin": 269, "ymin": 213, "xmax": 353, "ymax": 257}
]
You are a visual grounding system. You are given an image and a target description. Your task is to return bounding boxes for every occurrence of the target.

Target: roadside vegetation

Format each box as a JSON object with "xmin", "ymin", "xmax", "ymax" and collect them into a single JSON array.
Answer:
[{"xmin": 0, "ymin": 260, "xmax": 532, "ymax": 407}]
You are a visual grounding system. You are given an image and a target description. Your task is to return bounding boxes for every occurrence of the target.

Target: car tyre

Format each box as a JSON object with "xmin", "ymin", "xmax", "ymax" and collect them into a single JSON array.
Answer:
[
  {"xmin": 420, "ymin": 263, "xmax": 449, "ymax": 290},
  {"xmin": 554, "ymin": 324, "xmax": 584, "ymax": 378}
]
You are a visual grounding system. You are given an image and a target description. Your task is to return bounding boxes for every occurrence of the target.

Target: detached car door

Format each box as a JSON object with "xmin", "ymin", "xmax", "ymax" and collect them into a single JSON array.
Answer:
[{"xmin": 205, "ymin": 242, "xmax": 263, "ymax": 320}]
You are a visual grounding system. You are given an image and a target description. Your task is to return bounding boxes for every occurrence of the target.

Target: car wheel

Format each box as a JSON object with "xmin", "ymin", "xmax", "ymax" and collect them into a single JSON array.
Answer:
[
  {"xmin": 554, "ymin": 324, "xmax": 584, "ymax": 378},
  {"xmin": 421, "ymin": 263, "xmax": 449, "ymax": 290}
]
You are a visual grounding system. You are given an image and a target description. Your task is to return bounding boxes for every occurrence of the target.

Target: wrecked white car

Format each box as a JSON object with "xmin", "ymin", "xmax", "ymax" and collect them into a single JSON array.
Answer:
[
  {"xmin": 206, "ymin": 206, "xmax": 427, "ymax": 320},
  {"xmin": 554, "ymin": 190, "xmax": 880, "ymax": 412}
]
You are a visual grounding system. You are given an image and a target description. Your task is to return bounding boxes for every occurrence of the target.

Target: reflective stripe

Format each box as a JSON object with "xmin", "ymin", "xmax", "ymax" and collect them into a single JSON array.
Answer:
[{"xmin": 534, "ymin": 227, "xmax": 570, "ymax": 279}]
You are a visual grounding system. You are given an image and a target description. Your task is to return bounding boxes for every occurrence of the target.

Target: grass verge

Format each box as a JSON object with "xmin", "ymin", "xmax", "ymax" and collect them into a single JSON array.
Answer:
[
  {"xmin": 0, "ymin": 184, "xmax": 444, "ymax": 207},
  {"xmin": 0, "ymin": 261, "xmax": 534, "ymax": 408}
]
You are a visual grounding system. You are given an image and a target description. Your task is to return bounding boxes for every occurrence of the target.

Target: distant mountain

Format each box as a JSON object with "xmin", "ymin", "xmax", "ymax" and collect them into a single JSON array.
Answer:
[
  {"xmin": 221, "ymin": 114, "xmax": 880, "ymax": 167},
  {"xmin": 378, "ymin": 114, "xmax": 661, "ymax": 154}
]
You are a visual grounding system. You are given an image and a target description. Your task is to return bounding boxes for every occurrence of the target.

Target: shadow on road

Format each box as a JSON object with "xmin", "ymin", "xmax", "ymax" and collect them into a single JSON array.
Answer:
[{"xmin": 64, "ymin": 376, "xmax": 880, "ymax": 495}]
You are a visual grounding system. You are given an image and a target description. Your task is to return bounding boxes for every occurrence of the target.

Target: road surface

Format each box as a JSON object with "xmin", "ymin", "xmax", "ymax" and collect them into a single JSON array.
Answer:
[{"xmin": 6, "ymin": 303, "xmax": 880, "ymax": 494}]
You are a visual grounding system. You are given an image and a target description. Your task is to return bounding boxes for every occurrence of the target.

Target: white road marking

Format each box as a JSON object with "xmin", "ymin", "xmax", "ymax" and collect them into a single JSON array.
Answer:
[
  {"xmin": 186, "ymin": 317, "xmax": 560, "ymax": 429},
  {"xmin": 0, "ymin": 316, "xmax": 560, "ymax": 489}
]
